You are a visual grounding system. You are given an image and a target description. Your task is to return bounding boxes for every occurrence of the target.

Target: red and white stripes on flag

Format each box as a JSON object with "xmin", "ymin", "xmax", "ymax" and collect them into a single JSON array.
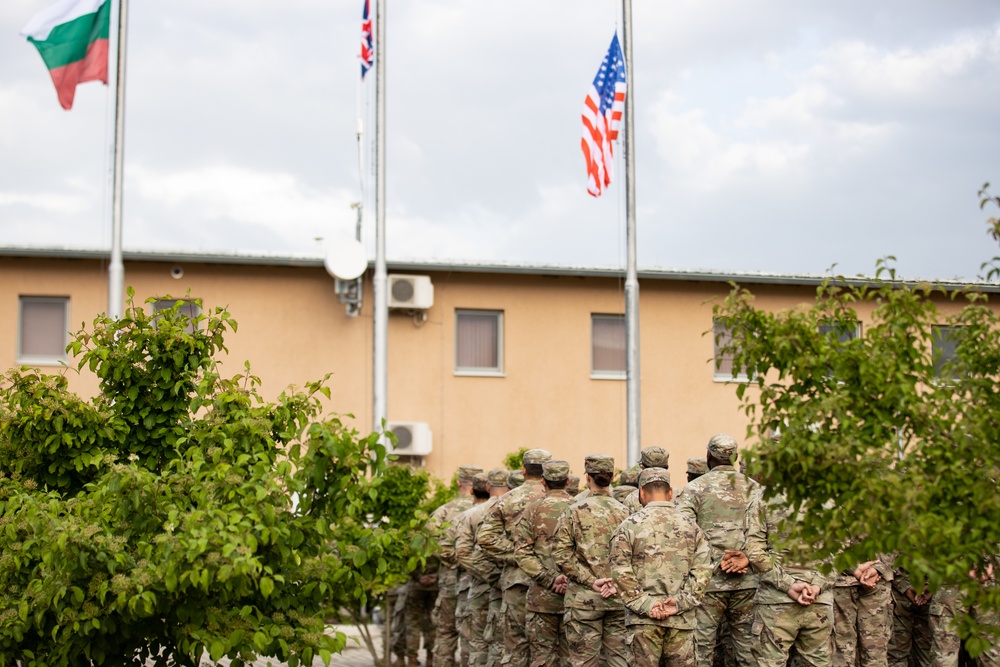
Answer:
[{"xmin": 581, "ymin": 33, "xmax": 627, "ymax": 197}]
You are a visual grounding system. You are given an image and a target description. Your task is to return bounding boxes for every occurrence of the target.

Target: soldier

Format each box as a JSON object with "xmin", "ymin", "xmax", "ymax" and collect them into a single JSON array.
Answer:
[
  {"xmin": 887, "ymin": 566, "xmax": 958, "ymax": 667},
  {"xmin": 431, "ymin": 465, "xmax": 484, "ymax": 667},
  {"xmin": 552, "ymin": 454, "xmax": 630, "ymax": 667},
  {"xmin": 388, "ymin": 583, "xmax": 409, "ymax": 667},
  {"xmin": 513, "ymin": 459, "xmax": 574, "ymax": 667},
  {"xmin": 566, "ymin": 475, "xmax": 581, "ymax": 496},
  {"xmin": 405, "ymin": 552, "xmax": 440, "ymax": 667},
  {"xmin": 739, "ymin": 484, "xmax": 836, "ymax": 667},
  {"xmin": 451, "ymin": 472, "xmax": 493, "ymax": 667},
  {"xmin": 831, "ymin": 552, "xmax": 892, "ymax": 667},
  {"xmin": 686, "ymin": 457, "xmax": 708, "ymax": 483},
  {"xmin": 478, "ymin": 449, "xmax": 554, "ymax": 667},
  {"xmin": 610, "ymin": 467, "xmax": 713, "ymax": 667},
  {"xmin": 613, "ymin": 466, "xmax": 640, "ymax": 504},
  {"xmin": 623, "ymin": 446, "xmax": 671, "ymax": 513},
  {"xmin": 455, "ymin": 468, "xmax": 510, "ymax": 667},
  {"xmin": 674, "ymin": 434, "xmax": 759, "ymax": 667}
]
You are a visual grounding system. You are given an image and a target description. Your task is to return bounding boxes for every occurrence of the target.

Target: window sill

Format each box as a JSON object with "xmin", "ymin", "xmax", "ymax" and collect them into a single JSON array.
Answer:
[
  {"xmin": 454, "ymin": 370, "xmax": 506, "ymax": 378},
  {"xmin": 713, "ymin": 375, "xmax": 750, "ymax": 384},
  {"xmin": 17, "ymin": 356, "xmax": 68, "ymax": 368},
  {"xmin": 591, "ymin": 372, "xmax": 626, "ymax": 381}
]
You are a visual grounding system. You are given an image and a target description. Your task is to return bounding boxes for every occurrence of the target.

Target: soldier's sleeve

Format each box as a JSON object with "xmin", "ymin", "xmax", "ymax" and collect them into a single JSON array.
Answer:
[
  {"xmin": 438, "ymin": 512, "xmax": 461, "ymax": 568},
  {"xmin": 673, "ymin": 484, "xmax": 700, "ymax": 524},
  {"xmin": 456, "ymin": 517, "xmax": 500, "ymax": 585},
  {"xmin": 552, "ymin": 508, "xmax": 597, "ymax": 589},
  {"xmin": 477, "ymin": 497, "xmax": 515, "ymax": 565},
  {"xmin": 892, "ymin": 560, "xmax": 914, "ymax": 595},
  {"xmin": 674, "ymin": 524, "xmax": 713, "ymax": 612},
  {"xmin": 513, "ymin": 505, "xmax": 556, "ymax": 588},
  {"xmin": 743, "ymin": 491, "xmax": 795, "ymax": 594},
  {"xmin": 610, "ymin": 522, "xmax": 654, "ymax": 616},
  {"xmin": 874, "ymin": 552, "xmax": 894, "ymax": 582}
]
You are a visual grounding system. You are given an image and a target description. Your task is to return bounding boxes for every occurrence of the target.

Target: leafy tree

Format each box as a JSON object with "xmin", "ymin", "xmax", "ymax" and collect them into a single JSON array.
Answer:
[
  {"xmin": 503, "ymin": 448, "xmax": 528, "ymax": 471},
  {"xmin": 712, "ymin": 195, "xmax": 1000, "ymax": 655},
  {"xmin": 0, "ymin": 294, "xmax": 433, "ymax": 666}
]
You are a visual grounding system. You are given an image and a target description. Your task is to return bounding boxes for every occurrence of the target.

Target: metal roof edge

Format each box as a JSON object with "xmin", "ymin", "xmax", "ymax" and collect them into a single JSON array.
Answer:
[{"xmin": 1, "ymin": 246, "xmax": 996, "ymax": 291}]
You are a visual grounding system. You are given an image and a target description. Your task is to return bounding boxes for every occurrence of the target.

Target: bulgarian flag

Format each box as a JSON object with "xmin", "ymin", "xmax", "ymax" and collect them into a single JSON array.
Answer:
[{"xmin": 20, "ymin": 0, "xmax": 111, "ymax": 110}]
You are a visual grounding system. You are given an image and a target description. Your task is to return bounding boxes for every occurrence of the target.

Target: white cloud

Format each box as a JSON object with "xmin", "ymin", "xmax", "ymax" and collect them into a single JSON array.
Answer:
[
  {"xmin": 648, "ymin": 93, "xmax": 810, "ymax": 192},
  {"xmin": 129, "ymin": 163, "xmax": 358, "ymax": 244}
]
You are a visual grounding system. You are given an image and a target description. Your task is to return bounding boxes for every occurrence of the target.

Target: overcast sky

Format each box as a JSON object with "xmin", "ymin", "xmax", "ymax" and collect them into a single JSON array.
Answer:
[{"xmin": 3, "ymin": 0, "xmax": 1000, "ymax": 281}]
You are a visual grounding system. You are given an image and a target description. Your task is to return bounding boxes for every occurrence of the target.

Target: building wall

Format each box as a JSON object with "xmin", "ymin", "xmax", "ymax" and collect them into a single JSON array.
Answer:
[{"xmin": 0, "ymin": 255, "xmax": 982, "ymax": 491}]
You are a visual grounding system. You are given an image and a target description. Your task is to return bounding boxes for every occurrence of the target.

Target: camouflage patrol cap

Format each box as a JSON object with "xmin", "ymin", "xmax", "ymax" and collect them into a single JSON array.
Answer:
[
  {"xmin": 522, "ymin": 449, "xmax": 553, "ymax": 465},
  {"xmin": 566, "ymin": 475, "xmax": 581, "ymax": 495},
  {"xmin": 508, "ymin": 470, "xmax": 525, "ymax": 488},
  {"xmin": 640, "ymin": 446, "xmax": 669, "ymax": 469},
  {"xmin": 707, "ymin": 434, "xmax": 739, "ymax": 461},
  {"xmin": 458, "ymin": 465, "xmax": 484, "ymax": 483},
  {"xmin": 487, "ymin": 467, "xmax": 509, "ymax": 488},
  {"xmin": 619, "ymin": 465, "xmax": 641, "ymax": 486},
  {"xmin": 612, "ymin": 486, "xmax": 634, "ymax": 503},
  {"xmin": 638, "ymin": 467, "xmax": 670, "ymax": 487},
  {"xmin": 542, "ymin": 459, "xmax": 570, "ymax": 482},
  {"xmin": 687, "ymin": 457, "xmax": 709, "ymax": 475},
  {"xmin": 584, "ymin": 454, "xmax": 615, "ymax": 474},
  {"xmin": 472, "ymin": 472, "xmax": 489, "ymax": 493}
]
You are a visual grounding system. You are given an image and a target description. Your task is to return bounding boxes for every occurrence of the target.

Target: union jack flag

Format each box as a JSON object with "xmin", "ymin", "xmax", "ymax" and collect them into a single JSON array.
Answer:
[
  {"xmin": 360, "ymin": 0, "xmax": 374, "ymax": 79},
  {"xmin": 581, "ymin": 33, "xmax": 627, "ymax": 197}
]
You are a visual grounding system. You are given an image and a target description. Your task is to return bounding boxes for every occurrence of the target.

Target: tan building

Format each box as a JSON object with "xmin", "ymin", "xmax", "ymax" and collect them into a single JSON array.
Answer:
[{"xmin": 1, "ymin": 247, "xmax": 989, "ymax": 489}]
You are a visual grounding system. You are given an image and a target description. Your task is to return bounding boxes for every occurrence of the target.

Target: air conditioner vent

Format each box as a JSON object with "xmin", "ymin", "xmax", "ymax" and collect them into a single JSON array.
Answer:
[
  {"xmin": 388, "ymin": 275, "xmax": 433, "ymax": 309},
  {"xmin": 387, "ymin": 421, "xmax": 432, "ymax": 456}
]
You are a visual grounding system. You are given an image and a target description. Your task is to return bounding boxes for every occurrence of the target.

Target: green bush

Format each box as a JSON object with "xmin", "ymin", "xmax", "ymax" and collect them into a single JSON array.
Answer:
[{"xmin": 0, "ymin": 293, "xmax": 432, "ymax": 666}]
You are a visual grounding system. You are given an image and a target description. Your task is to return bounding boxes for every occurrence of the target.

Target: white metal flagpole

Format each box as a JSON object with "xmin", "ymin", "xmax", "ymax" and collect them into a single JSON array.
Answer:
[
  {"xmin": 372, "ymin": 0, "xmax": 388, "ymax": 437},
  {"xmin": 622, "ymin": 0, "xmax": 641, "ymax": 467},
  {"xmin": 107, "ymin": 0, "xmax": 128, "ymax": 319}
]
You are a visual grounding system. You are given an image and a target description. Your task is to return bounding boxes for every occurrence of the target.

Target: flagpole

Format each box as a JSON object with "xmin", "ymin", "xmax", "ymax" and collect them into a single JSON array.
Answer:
[
  {"xmin": 107, "ymin": 0, "xmax": 128, "ymax": 319},
  {"xmin": 622, "ymin": 0, "xmax": 641, "ymax": 467},
  {"xmin": 372, "ymin": 0, "xmax": 388, "ymax": 438}
]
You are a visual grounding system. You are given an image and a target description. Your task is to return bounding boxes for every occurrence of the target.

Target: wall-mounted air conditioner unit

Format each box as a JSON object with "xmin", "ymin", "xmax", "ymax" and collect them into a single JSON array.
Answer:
[
  {"xmin": 388, "ymin": 274, "xmax": 434, "ymax": 309},
  {"xmin": 387, "ymin": 421, "xmax": 433, "ymax": 456}
]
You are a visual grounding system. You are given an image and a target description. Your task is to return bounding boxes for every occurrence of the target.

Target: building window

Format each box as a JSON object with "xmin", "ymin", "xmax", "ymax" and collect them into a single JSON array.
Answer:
[
  {"xmin": 819, "ymin": 320, "xmax": 861, "ymax": 342},
  {"xmin": 455, "ymin": 309, "xmax": 503, "ymax": 375},
  {"xmin": 932, "ymin": 325, "xmax": 961, "ymax": 381},
  {"xmin": 713, "ymin": 319, "xmax": 748, "ymax": 382},
  {"xmin": 592, "ymin": 314, "xmax": 625, "ymax": 379},
  {"xmin": 18, "ymin": 296, "xmax": 69, "ymax": 365},
  {"xmin": 152, "ymin": 298, "xmax": 202, "ymax": 333}
]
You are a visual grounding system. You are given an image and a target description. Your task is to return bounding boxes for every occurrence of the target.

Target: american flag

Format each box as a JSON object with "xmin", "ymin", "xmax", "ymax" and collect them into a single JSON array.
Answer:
[
  {"xmin": 360, "ymin": 0, "xmax": 374, "ymax": 79},
  {"xmin": 581, "ymin": 33, "xmax": 627, "ymax": 197}
]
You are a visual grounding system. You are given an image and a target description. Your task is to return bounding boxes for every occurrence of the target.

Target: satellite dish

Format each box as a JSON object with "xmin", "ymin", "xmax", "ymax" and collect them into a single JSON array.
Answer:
[{"xmin": 324, "ymin": 237, "xmax": 368, "ymax": 280}]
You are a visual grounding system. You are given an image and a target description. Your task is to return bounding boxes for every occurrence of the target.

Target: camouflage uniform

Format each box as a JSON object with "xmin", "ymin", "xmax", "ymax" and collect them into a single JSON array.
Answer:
[
  {"xmin": 431, "ymin": 466, "xmax": 483, "ymax": 667},
  {"xmin": 552, "ymin": 454, "xmax": 630, "ymax": 667},
  {"xmin": 887, "ymin": 567, "xmax": 931, "ymax": 667},
  {"xmin": 508, "ymin": 470, "xmax": 525, "ymax": 489},
  {"xmin": 456, "ymin": 469, "xmax": 509, "ymax": 667},
  {"xmin": 744, "ymin": 488, "xmax": 836, "ymax": 667},
  {"xmin": 513, "ymin": 460, "xmax": 574, "ymax": 667},
  {"xmin": 388, "ymin": 584, "xmax": 409, "ymax": 666},
  {"xmin": 674, "ymin": 436, "xmax": 758, "ymax": 667},
  {"xmin": 623, "ymin": 447, "xmax": 670, "ymax": 514},
  {"xmin": 887, "ymin": 568, "xmax": 959, "ymax": 667},
  {"xmin": 478, "ymin": 450, "xmax": 553, "ymax": 667},
  {"xmin": 831, "ymin": 553, "xmax": 892, "ymax": 667},
  {"xmin": 610, "ymin": 467, "xmax": 713, "ymax": 667},
  {"xmin": 406, "ymin": 565, "xmax": 439, "ymax": 666}
]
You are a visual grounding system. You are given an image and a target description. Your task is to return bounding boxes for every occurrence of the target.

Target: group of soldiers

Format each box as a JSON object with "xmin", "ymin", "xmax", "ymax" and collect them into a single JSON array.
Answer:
[{"xmin": 386, "ymin": 435, "xmax": 999, "ymax": 667}]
